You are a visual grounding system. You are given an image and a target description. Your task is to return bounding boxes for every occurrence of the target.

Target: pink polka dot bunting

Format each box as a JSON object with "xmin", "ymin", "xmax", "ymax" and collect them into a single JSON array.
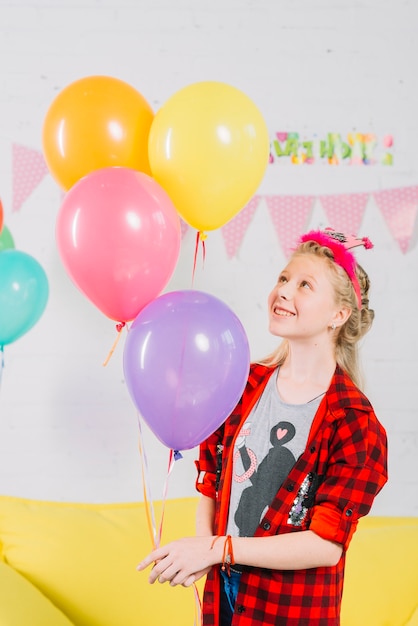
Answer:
[
  {"xmin": 318, "ymin": 193, "xmax": 369, "ymax": 236},
  {"xmin": 8, "ymin": 139, "xmax": 418, "ymax": 259},
  {"xmin": 265, "ymin": 195, "xmax": 314, "ymax": 257},
  {"xmin": 373, "ymin": 186, "xmax": 418, "ymax": 253},
  {"xmin": 180, "ymin": 218, "xmax": 189, "ymax": 239},
  {"xmin": 12, "ymin": 143, "xmax": 49, "ymax": 212},
  {"xmin": 221, "ymin": 196, "xmax": 261, "ymax": 258}
]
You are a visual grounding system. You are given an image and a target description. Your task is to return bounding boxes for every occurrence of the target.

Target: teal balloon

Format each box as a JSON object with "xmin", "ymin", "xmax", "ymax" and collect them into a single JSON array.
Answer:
[
  {"xmin": 0, "ymin": 250, "xmax": 49, "ymax": 346},
  {"xmin": 0, "ymin": 225, "xmax": 15, "ymax": 252}
]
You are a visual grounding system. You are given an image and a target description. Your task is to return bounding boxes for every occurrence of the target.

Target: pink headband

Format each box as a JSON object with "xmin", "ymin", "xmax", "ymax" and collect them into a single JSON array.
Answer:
[{"xmin": 299, "ymin": 228, "xmax": 373, "ymax": 308}]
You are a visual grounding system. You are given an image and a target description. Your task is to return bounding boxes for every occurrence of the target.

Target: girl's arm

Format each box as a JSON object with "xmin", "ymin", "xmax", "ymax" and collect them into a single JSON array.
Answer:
[
  {"xmin": 230, "ymin": 529, "xmax": 342, "ymax": 570},
  {"xmin": 137, "ymin": 529, "xmax": 342, "ymax": 587},
  {"xmin": 195, "ymin": 494, "xmax": 215, "ymax": 536}
]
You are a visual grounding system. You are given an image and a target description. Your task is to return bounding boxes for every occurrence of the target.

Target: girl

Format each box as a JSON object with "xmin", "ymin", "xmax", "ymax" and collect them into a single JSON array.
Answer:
[{"xmin": 137, "ymin": 228, "xmax": 388, "ymax": 626}]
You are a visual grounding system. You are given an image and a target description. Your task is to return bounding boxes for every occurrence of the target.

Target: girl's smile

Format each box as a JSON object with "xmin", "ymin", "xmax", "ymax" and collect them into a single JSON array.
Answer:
[{"xmin": 268, "ymin": 254, "xmax": 340, "ymax": 340}]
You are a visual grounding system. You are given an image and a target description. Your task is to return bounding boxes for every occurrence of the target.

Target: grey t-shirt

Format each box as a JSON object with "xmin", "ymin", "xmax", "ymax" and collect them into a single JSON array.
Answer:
[{"xmin": 226, "ymin": 368, "xmax": 323, "ymax": 537}]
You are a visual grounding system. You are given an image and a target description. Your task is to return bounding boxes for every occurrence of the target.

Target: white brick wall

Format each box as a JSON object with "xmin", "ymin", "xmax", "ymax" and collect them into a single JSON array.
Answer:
[{"xmin": 0, "ymin": 0, "xmax": 416, "ymax": 515}]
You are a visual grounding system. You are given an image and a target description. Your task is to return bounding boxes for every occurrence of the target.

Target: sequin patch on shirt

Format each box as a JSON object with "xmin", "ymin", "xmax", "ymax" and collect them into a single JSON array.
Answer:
[{"xmin": 287, "ymin": 472, "xmax": 314, "ymax": 526}]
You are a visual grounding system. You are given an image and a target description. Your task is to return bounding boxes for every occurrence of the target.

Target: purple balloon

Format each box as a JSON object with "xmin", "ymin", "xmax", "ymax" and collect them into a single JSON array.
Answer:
[{"xmin": 123, "ymin": 289, "xmax": 250, "ymax": 450}]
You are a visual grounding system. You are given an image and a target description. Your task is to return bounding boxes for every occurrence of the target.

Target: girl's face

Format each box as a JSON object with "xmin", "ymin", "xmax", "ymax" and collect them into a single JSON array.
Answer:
[{"xmin": 268, "ymin": 253, "xmax": 342, "ymax": 342}]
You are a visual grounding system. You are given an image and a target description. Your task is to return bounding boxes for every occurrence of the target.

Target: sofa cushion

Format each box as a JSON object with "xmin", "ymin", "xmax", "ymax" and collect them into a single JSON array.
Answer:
[
  {"xmin": 1, "ymin": 495, "xmax": 417, "ymax": 626},
  {"xmin": 0, "ymin": 496, "xmax": 201, "ymax": 626},
  {"xmin": 0, "ymin": 560, "xmax": 74, "ymax": 625},
  {"xmin": 341, "ymin": 517, "xmax": 418, "ymax": 626}
]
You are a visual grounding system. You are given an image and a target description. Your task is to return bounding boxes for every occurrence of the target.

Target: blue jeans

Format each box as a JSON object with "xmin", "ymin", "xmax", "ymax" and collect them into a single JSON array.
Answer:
[{"xmin": 219, "ymin": 568, "xmax": 242, "ymax": 626}]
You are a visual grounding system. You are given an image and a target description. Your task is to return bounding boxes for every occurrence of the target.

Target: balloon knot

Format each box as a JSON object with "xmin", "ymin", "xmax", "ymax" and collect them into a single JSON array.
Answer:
[
  {"xmin": 173, "ymin": 450, "xmax": 183, "ymax": 461},
  {"xmin": 115, "ymin": 321, "xmax": 126, "ymax": 333},
  {"xmin": 198, "ymin": 231, "xmax": 207, "ymax": 242}
]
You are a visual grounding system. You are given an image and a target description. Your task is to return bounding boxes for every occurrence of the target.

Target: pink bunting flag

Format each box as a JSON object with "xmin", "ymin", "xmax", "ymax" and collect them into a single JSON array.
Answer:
[
  {"xmin": 265, "ymin": 195, "xmax": 314, "ymax": 257},
  {"xmin": 180, "ymin": 218, "xmax": 189, "ymax": 239},
  {"xmin": 12, "ymin": 143, "xmax": 49, "ymax": 211},
  {"xmin": 373, "ymin": 186, "xmax": 418, "ymax": 253},
  {"xmin": 318, "ymin": 192, "xmax": 369, "ymax": 235},
  {"xmin": 221, "ymin": 196, "xmax": 261, "ymax": 258}
]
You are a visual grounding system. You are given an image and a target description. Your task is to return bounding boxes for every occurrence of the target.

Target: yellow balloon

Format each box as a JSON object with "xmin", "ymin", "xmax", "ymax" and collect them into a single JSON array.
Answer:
[
  {"xmin": 42, "ymin": 76, "xmax": 154, "ymax": 190},
  {"xmin": 148, "ymin": 81, "xmax": 270, "ymax": 232}
]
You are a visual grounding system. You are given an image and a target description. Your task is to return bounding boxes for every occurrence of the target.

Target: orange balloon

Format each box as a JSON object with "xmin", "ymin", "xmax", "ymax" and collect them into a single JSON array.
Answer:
[{"xmin": 42, "ymin": 76, "xmax": 154, "ymax": 190}]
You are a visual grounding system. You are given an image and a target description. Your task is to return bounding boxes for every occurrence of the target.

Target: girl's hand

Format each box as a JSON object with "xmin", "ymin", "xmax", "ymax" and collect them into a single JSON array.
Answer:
[{"xmin": 137, "ymin": 536, "xmax": 218, "ymax": 587}]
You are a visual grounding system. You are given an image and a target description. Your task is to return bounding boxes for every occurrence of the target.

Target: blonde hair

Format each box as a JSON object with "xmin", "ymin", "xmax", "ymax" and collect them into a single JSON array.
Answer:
[{"xmin": 258, "ymin": 241, "xmax": 375, "ymax": 388}]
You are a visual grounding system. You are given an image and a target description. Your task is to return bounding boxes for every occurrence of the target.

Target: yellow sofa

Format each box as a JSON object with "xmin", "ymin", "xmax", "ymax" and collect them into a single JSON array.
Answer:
[{"xmin": 0, "ymin": 495, "xmax": 417, "ymax": 626}]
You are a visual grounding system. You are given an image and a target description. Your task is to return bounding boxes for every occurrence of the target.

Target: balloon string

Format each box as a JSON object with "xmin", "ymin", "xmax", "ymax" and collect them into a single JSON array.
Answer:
[
  {"xmin": 136, "ymin": 414, "xmax": 182, "ymax": 550},
  {"xmin": 102, "ymin": 322, "xmax": 127, "ymax": 367},
  {"xmin": 192, "ymin": 582, "xmax": 202, "ymax": 626},
  {"xmin": 137, "ymin": 414, "xmax": 158, "ymax": 549},
  {"xmin": 155, "ymin": 448, "xmax": 173, "ymax": 547},
  {"xmin": 192, "ymin": 231, "xmax": 207, "ymax": 285},
  {"xmin": 156, "ymin": 448, "xmax": 201, "ymax": 625},
  {"xmin": 156, "ymin": 448, "xmax": 181, "ymax": 546},
  {"xmin": 136, "ymin": 418, "xmax": 199, "ymax": 622},
  {"xmin": 0, "ymin": 346, "xmax": 4, "ymax": 391}
]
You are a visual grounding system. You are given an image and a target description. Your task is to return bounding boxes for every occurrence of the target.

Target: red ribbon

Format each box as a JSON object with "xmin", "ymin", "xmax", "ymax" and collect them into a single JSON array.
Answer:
[{"xmin": 192, "ymin": 230, "xmax": 207, "ymax": 284}]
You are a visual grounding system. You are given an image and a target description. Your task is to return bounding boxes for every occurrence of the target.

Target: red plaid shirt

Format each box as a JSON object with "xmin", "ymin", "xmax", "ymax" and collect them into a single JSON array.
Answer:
[{"xmin": 195, "ymin": 364, "xmax": 388, "ymax": 626}]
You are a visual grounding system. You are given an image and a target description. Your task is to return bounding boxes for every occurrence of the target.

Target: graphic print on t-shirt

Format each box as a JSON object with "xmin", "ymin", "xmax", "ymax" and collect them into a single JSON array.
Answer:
[{"xmin": 234, "ymin": 420, "xmax": 296, "ymax": 537}]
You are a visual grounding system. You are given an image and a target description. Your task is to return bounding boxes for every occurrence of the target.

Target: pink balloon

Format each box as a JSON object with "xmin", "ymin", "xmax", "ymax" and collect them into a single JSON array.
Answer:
[{"xmin": 56, "ymin": 167, "xmax": 181, "ymax": 322}]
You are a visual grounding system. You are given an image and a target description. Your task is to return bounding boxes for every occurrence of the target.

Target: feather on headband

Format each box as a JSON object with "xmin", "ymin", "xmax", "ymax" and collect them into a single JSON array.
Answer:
[{"xmin": 299, "ymin": 228, "xmax": 373, "ymax": 309}]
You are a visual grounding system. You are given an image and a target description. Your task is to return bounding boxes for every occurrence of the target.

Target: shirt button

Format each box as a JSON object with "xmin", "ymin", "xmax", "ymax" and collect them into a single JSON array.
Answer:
[
  {"xmin": 286, "ymin": 483, "xmax": 294, "ymax": 492},
  {"xmin": 236, "ymin": 605, "xmax": 245, "ymax": 613},
  {"xmin": 310, "ymin": 445, "xmax": 316, "ymax": 453},
  {"xmin": 345, "ymin": 508, "xmax": 353, "ymax": 517},
  {"xmin": 262, "ymin": 521, "xmax": 271, "ymax": 530}
]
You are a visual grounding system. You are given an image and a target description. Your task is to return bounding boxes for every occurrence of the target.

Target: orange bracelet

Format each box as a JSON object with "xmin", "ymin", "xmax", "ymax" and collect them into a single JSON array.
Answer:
[
  {"xmin": 221, "ymin": 535, "xmax": 235, "ymax": 576},
  {"xmin": 210, "ymin": 535, "xmax": 235, "ymax": 576}
]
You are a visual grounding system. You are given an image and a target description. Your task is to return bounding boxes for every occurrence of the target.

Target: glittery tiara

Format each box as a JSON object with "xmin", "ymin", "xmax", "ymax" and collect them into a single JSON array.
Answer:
[{"xmin": 299, "ymin": 228, "xmax": 373, "ymax": 308}]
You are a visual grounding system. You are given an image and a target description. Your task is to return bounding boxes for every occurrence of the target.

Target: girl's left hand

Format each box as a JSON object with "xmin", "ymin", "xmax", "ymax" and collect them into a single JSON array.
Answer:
[{"xmin": 137, "ymin": 536, "xmax": 217, "ymax": 587}]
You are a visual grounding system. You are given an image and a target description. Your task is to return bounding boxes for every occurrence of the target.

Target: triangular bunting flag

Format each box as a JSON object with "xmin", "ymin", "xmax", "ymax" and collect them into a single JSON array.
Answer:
[
  {"xmin": 180, "ymin": 218, "xmax": 189, "ymax": 239},
  {"xmin": 265, "ymin": 195, "xmax": 314, "ymax": 257},
  {"xmin": 373, "ymin": 186, "xmax": 418, "ymax": 253},
  {"xmin": 318, "ymin": 192, "xmax": 369, "ymax": 235},
  {"xmin": 12, "ymin": 143, "xmax": 50, "ymax": 212},
  {"xmin": 221, "ymin": 196, "xmax": 261, "ymax": 258}
]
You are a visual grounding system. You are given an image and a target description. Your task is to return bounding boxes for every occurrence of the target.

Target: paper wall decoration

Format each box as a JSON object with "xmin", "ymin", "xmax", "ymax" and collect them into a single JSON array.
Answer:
[
  {"xmin": 220, "ymin": 189, "xmax": 415, "ymax": 257},
  {"xmin": 220, "ymin": 195, "xmax": 261, "ymax": 257},
  {"xmin": 270, "ymin": 132, "xmax": 394, "ymax": 166},
  {"xmin": 265, "ymin": 195, "xmax": 315, "ymax": 257},
  {"xmin": 12, "ymin": 143, "xmax": 49, "ymax": 212},
  {"xmin": 7, "ymin": 142, "xmax": 417, "ymax": 257},
  {"xmin": 373, "ymin": 186, "xmax": 418, "ymax": 253},
  {"xmin": 319, "ymin": 193, "xmax": 369, "ymax": 236}
]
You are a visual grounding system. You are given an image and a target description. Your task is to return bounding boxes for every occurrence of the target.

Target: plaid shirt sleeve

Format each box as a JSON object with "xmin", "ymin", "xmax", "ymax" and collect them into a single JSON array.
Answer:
[
  {"xmin": 309, "ymin": 403, "xmax": 388, "ymax": 549},
  {"xmin": 195, "ymin": 426, "xmax": 224, "ymax": 499}
]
